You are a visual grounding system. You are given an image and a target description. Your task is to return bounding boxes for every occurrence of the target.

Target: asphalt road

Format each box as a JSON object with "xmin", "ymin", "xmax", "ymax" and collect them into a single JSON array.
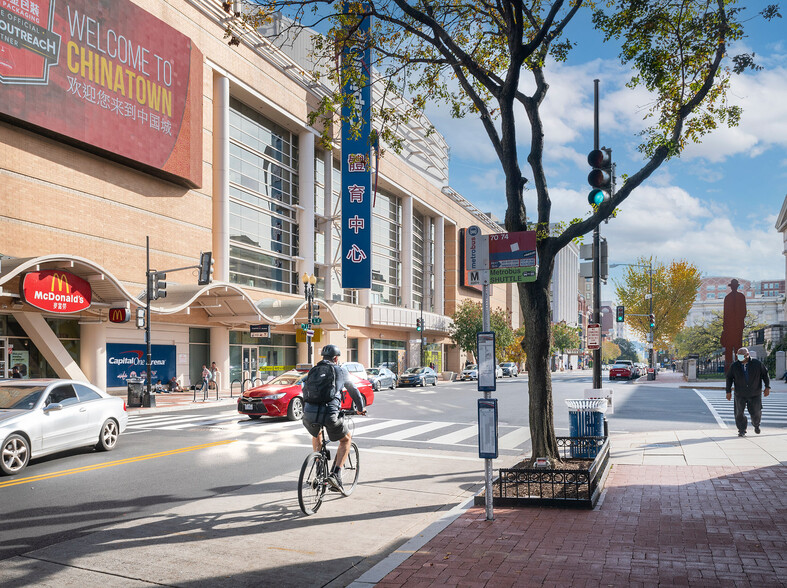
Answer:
[{"xmin": 0, "ymin": 372, "xmax": 730, "ymax": 567}]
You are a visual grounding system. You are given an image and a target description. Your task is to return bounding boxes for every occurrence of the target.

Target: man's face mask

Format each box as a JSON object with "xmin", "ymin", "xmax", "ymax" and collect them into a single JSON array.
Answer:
[{"xmin": 737, "ymin": 354, "xmax": 746, "ymax": 362}]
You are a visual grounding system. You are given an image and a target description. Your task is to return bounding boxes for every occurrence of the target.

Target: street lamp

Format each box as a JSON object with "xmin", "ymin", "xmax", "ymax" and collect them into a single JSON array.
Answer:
[
  {"xmin": 302, "ymin": 273, "xmax": 317, "ymax": 365},
  {"xmin": 610, "ymin": 261, "xmax": 655, "ymax": 369}
]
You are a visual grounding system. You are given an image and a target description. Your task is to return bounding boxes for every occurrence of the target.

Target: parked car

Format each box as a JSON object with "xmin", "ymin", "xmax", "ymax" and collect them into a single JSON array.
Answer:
[
  {"xmin": 342, "ymin": 362, "xmax": 368, "ymax": 381},
  {"xmin": 237, "ymin": 369, "xmax": 374, "ymax": 421},
  {"xmin": 609, "ymin": 361, "xmax": 635, "ymax": 380},
  {"xmin": 459, "ymin": 364, "xmax": 478, "ymax": 381},
  {"xmin": 0, "ymin": 379, "xmax": 128, "ymax": 476},
  {"xmin": 499, "ymin": 362, "xmax": 519, "ymax": 377},
  {"xmin": 495, "ymin": 365, "xmax": 504, "ymax": 378},
  {"xmin": 397, "ymin": 367, "xmax": 438, "ymax": 387},
  {"xmin": 366, "ymin": 367, "xmax": 397, "ymax": 390}
]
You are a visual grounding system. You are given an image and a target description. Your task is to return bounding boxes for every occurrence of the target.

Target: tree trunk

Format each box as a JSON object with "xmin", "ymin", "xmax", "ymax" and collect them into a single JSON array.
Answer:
[{"xmin": 520, "ymin": 275, "xmax": 559, "ymax": 459}]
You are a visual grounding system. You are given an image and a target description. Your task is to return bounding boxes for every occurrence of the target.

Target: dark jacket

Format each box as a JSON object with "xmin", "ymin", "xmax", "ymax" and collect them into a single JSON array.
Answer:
[{"xmin": 726, "ymin": 358, "xmax": 770, "ymax": 397}]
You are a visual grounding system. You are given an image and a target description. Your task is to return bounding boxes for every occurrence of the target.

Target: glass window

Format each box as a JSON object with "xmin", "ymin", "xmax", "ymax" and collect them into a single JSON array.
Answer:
[
  {"xmin": 74, "ymin": 383, "xmax": 101, "ymax": 402},
  {"xmin": 371, "ymin": 191, "xmax": 402, "ymax": 306},
  {"xmin": 229, "ymin": 98, "xmax": 299, "ymax": 294},
  {"xmin": 47, "ymin": 384, "xmax": 78, "ymax": 406}
]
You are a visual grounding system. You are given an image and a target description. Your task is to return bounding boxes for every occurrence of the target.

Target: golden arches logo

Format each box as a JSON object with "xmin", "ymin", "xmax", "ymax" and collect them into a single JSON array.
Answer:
[
  {"xmin": 49, "ymin": 272, "xmax": 72, "ymax": 294},
  {"xmin": 109, "ymin": 308, "xmax": 128, "ymax": 323}
]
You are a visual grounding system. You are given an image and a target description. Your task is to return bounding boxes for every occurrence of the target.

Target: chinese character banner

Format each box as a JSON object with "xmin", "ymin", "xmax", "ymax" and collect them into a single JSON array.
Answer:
[{"xmin": 340, "ymin": 8, "xmax": 371, "ymax": 289}]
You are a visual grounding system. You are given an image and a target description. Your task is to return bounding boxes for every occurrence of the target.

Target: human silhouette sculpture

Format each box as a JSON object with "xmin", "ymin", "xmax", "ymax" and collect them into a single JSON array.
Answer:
[{"xmin": 721, "ymin": 279, "xmax": 746, "ymax": 373}]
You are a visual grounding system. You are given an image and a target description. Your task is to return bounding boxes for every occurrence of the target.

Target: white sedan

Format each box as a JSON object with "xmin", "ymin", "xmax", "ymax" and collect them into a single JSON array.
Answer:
[{"xmin": 1, "ymin": 379, "xmax": 128, "ymax": 476}]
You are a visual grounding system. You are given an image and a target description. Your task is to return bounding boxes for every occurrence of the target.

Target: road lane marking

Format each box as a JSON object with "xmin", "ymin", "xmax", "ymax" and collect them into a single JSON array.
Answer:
[
  {"xmin": 693, "ymin": 389, "xmax": 728, "ymax": 428},
  {"xmin": 0, "ymin": 440, "xmax": 236, "ymax": 489},
  {"xmin": 498, "ymin": 427, "xmax": 531, "ymax": 450},
  {"xmin": 429, "ymin": 425, "xmax": 478, "ymax": 445},
  {"xmin": 375, "ymin": 421, "xmax": 454, "ymax": 441}
]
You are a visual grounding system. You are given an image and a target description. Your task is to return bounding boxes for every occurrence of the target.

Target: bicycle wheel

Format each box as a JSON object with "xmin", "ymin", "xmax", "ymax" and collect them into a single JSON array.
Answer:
[
  {"xmin": 338, "ymin": 442, "xmax": 360, "ymax": 496},
  {"xmin": 298, "ymin": 452, "xmax": 327, "ymax": 515}
]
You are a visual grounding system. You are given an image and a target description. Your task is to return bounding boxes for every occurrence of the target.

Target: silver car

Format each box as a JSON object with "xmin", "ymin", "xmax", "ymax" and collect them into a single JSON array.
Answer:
[
  {"xmin": 366, "ymin": 367, "xmax": 397, "ymax": 390},
  {"xmin": 1, "ymin": 379, "xmax": 128, "ymax": 476}
]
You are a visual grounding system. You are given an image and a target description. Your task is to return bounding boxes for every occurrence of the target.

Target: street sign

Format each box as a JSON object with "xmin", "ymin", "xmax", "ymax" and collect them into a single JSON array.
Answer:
[
  {"xmin": 477, "ymin": 331, "xmax": 497, "ymax": 393},
  {"xmin": 477, "ymin": 398, "xmax": 499, "ymax": 459},
  {"xmin": 465, "ymin": 228, "xmax": 538, "ymax": 285},
  {"xmin": 587, "ymin": 323, "xmax": 601, "ymax": 350},
  {"xmin": 313, "ymin": 317, "xmax": 322, "ymax": 324},
  {"xmin": 306, "ymin": 329, "xmax": 315, "ymax": 337},
  {"xmin": 250, "ymin": 324, "xmax": 270, "ymax": 337}
]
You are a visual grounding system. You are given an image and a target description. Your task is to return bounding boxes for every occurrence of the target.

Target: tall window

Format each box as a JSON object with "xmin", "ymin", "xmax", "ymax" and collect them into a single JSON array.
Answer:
[
  {"xmin": 228, "ymin": 98, "xmax": 299, "ymax": 293},
  {"xmin": 371, "ymin": 191, "xmax": 402, "ymax": 305},
  {"xmin": 413, "ymin": 211, "xmax": 426, "ymax": 308}
]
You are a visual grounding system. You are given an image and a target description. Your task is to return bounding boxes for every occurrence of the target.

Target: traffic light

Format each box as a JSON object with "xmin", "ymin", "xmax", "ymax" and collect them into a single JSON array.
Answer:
[
  {"xmin": 312, "ymin": 304, "xmax": 321, "ymax": 324},
  {"xmin": 150, "ymin": 271, "xmax": 167, "ymax": 300},
  {"xmin": 198, "ymin": 251, "xmax": 214, "ymax": 285},
  {"xmin": 136, "ymin": 308, "xmax": 146, "ymax": 329},
  {"xmin": 416, "ymin": 318, "xmax": 422, "ymax": 332},
  {"xmin": 587, "ymin": 148, "xmax": 612, "ymax": 206},
  {"xmin": 649, "ymin": 314, "xmax": 655, "ymax": 329},
  {"xmin": 616, "ymin": 305, "xmax": 624, "ymax": 322}
]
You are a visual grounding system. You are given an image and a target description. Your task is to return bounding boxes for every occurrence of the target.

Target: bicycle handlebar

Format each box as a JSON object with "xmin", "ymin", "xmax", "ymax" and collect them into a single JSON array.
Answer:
[{"xmin": 340, "ymin": 408, "xmax": 367, "ymax": 416}]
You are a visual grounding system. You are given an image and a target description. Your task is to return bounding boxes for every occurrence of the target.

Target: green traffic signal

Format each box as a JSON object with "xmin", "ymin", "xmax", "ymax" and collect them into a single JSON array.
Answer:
[{"xmin": 588, "ymin": 189, "xmax": 607, "ymax": 206}]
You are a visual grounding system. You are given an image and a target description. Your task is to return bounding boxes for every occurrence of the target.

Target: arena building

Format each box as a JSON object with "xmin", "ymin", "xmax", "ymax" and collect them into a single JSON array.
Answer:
[{"xmin": 0, "ymin": 0, "xmax": 521, "ymax": 393}]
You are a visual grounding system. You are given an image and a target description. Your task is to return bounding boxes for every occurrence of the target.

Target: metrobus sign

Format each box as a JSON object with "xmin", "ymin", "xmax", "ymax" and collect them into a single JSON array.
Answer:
[{"xmin": 20, "ymin": 270, "xmax": 92, "ymax": 313}]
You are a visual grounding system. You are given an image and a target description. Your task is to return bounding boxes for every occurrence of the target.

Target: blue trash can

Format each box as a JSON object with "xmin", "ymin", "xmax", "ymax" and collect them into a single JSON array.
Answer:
[{"xmin": 566, "ymin": 399, "xmax": 606, "ymax": 458}]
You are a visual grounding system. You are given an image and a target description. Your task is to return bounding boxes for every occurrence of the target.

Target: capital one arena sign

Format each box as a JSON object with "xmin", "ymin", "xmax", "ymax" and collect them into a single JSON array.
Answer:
[{"xmin": 0, "ymin": 0, "xmax": 202, "ymax": 187}]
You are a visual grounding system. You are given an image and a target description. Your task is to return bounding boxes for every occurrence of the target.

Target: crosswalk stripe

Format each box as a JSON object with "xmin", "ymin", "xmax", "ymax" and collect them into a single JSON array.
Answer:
[
  {"xmin": 165, "ymin": 415, "xmax": 247, "ymax": 429},
  {"xmin": 499, "ymin": 427, "xmax": 531, "ymax": 450},
  {"xmin": 350, "ymin": 419, "xmax": 409, "ymax": 436},
  {"xmin": 375, "ymin": 421, "xmax": 454, "ymax": 441},
  {"xmin": 429, "ymin": 425, "xmax": 478, "ymax": 445}
]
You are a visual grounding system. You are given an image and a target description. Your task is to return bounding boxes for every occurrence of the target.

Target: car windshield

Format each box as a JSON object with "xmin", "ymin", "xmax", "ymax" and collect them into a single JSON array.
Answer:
[
  {"xmin": 405, "ymin": 367, "xmax": 424, "ymax": 374},
  {"xmin": 267, "ymin": 373, "xmax": 305, "ymax": 386},
  {"xmin": 0, "ymin": 386, "xmax": 47, "ymax": 410},
  {"xmin": 613, "ymin": 364, "xmax": 630, "ymax": 368},
  {"xmin": 501, "ymin": 363, "xmax": 513, "ymax": 367},
  {"xmin": 465, "ymin": 365, "xmax": 477, "ymax": 370},
  {"xmin": 366, "ymin": 368, "xmax": 379, "ymax": 375}
]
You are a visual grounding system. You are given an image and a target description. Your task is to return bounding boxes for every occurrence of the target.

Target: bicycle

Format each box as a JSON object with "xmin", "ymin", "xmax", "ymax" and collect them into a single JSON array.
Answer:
[{"xmin": 298, "ymin": 409, "xmax": 360, "ymax": 515}]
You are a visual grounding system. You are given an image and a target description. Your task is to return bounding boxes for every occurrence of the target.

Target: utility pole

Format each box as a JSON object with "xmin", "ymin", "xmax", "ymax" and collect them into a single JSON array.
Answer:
[
  {"xmin": 592, "ymin": 79, "xmax": 602, "ymax": 390},
  {"xmin": 145, "ymin": 237, "xmax": 152, "ymax": 403},
  {"xmin": 649, "ymin": 267, "xmax": 654, "ymax": 369},
  {"xmin": 420, "ymin": 302, "xmax": 424, "ymax": 366}
]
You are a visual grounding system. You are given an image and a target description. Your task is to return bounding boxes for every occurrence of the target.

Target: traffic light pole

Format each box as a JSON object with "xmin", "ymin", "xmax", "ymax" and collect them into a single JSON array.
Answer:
[
  {"xmin": 145, "ymin": 237, "xmax": 153, "ymax": 400},
  {"xmin": 649, "ymin": 268, "xmax": 654, "ymax": 369},
  {"xmin": 420, "ymin": 303, "xmax": 424, "ymax": 366},
  {"xmin": 592, "ymin": 80, "xmax": 602, "ymax": 390}
]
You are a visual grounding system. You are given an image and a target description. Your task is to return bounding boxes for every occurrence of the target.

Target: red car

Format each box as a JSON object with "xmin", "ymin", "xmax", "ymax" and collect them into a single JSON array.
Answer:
[
  {"xmin": 609, "ymin": 361, "xmax": 635, "ymax": 380},
  {"xmin": 237, "ymin": 370, "xmax": 374, "ymax": 421}
]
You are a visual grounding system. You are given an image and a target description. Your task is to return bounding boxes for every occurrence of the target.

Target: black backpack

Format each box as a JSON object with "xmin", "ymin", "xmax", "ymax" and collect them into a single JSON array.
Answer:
[{"xmin": 302, "ymin": 360, "xmax": 337, "ymax": 404}]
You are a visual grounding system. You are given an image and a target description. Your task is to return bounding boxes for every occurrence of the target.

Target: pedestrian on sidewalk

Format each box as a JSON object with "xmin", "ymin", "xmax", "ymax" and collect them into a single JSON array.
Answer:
[
  {"xmin": 200, "ymin": 364, "xmax": 212, "ymax": 398},
  {"xmin": 725, "ymin": 347, "xmax": 770, "ymax": 436}
]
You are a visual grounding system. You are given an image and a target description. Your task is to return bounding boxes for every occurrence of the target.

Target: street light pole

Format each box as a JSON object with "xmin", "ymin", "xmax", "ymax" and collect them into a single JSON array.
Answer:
[{"xmin": 302, "ymin": 273, "xmax": 316, "ymax": 365}]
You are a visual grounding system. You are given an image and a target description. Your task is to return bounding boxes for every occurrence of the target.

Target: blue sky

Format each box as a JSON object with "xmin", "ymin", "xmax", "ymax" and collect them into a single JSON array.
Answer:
[{"xmin": 421, "ymin": 7, "xmax": 787, "ymax": 302}]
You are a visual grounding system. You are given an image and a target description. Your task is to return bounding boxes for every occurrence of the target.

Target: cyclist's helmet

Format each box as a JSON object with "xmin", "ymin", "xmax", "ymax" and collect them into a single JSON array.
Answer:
[{"xmin": 320, "ymin": 344, "xmax": 341, "ymax": 358}]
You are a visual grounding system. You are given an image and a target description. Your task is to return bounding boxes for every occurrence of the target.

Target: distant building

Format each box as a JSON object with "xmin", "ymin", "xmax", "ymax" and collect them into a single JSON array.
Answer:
[{"xmin": 686, "ymin": 277, "xmax": 785, "ymax": 327}]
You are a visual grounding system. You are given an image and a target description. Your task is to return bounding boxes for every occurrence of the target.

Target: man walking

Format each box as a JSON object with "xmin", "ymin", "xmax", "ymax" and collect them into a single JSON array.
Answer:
[{"xmin": 725, "ymin": 347, "xmax": 770, "ymax": 437}]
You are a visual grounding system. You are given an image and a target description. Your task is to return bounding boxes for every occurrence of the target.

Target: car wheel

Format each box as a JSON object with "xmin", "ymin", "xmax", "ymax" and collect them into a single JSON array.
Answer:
[
  {"xmin": 373, "ymin": 380, "xmax": 381, "ymax": 391},
  {"xmin": 287, "ymin": 397, "xmax": 305, "ymax": 421},
  {"xmin": 249, "ymin": 415, "xmax": 262, "ymax": 420},
  {"xmin": 432, "ymin": 378, "xmax": 437, "ymax": 386},
  {"xmin": 96, "ymin": 419, "xmax": 120, "ymax": 452},
  {"xmin": 1, "ymin": 434, "xmax": 30, "ymax": 475},
  {"xmin": 390, "ymin": 380, "xmax": 396, "ymax": 390},
  {"xmin": 420, "ymin": 379, "xmax": 425, "ymax": 387}
]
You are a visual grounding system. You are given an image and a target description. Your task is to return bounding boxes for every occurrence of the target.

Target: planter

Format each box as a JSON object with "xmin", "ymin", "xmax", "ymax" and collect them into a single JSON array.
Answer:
[{"xmin": 474, "ymin": 436, "xmax": 611, "ymax": 509}]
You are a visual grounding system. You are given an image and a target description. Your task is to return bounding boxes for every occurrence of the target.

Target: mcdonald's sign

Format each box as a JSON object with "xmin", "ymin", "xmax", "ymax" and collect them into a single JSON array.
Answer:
[
  {"xmin": 109, "ymin": 308, "xmax": 131, "ymax": 324},
  {"xmin": 20, "ymin": 270, "xmax": 92, "ymax": 313}
]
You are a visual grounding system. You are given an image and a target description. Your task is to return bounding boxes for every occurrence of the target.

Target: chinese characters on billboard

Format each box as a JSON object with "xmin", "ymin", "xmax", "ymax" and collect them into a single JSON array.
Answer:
[{"xmin": 0, "ymin": 0, "xmax": 202, "ymax": 187}]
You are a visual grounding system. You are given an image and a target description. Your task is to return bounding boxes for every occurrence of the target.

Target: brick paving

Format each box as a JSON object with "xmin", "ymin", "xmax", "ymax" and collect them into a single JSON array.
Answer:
[{"xmin": 377, "ymin": 464, "xmax": 787, "ymax": 587}]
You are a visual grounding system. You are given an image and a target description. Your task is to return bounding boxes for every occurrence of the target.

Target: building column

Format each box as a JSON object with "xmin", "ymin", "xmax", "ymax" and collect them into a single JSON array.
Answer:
[
  {"xmin": 212, "ymin": 72, "xmax": 230, "ymax": 282},
  {"xmin": 299, "ymin": 131, "xmax": 316, "ymax": 279},
  {"xmin": 80, "ymin": 322, "xmax": 107, "ymax": 391},
  {"xmin": 434, "ymin": 216, "xmax": 444, "ymax": 315},
  {"xmin": 359, "ymin": 336, "xmax": 371, "ymax": 367},
  {"xmin": 401, "ymin": 195, "xmax": 413, "ymax": 308},
  {"xmin": 210, "ymin": 326, "xmax": 230, "ymax": 393}
]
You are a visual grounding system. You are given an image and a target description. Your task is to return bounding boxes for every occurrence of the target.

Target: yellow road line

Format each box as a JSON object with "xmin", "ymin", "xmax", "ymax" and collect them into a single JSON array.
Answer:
[{"xmin": 0, "ymin": 440, "xmax": 236, "ymax": 489}]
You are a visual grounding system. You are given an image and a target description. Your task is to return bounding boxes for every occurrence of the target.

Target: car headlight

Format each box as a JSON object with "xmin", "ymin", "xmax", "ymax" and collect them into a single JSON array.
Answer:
[{"xmin": 265, "ymin": 393, "xmax": 286, "ymax": 400}]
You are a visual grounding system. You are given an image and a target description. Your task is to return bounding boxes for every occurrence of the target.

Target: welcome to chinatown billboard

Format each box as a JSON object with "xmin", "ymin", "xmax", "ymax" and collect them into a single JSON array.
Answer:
[{"xmin": 0, "ymin": 0, "xmax": 202, "ymax": 187}]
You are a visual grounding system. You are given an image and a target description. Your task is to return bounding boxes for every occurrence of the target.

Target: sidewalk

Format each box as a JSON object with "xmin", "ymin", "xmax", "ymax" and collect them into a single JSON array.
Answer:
[
  {"xmin": 356, "ymin": 372, "xmax": 787, "ymax": 587},
  {"xmin": 126, "ymin": 389, "xmax": 238, "ymax": 414}
]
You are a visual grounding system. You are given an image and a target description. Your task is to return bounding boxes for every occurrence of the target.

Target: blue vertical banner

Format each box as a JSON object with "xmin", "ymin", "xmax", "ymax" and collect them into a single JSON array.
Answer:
[{"xmin": 340, "ymin": 4, "xmax": 372, "ymax": 289}]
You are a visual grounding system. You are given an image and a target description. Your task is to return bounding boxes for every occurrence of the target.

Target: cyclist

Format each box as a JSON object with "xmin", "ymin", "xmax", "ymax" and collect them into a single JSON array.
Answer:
[{"xmin": 302, "ymin": 344, "xmax": 366, "ymax": 492}]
